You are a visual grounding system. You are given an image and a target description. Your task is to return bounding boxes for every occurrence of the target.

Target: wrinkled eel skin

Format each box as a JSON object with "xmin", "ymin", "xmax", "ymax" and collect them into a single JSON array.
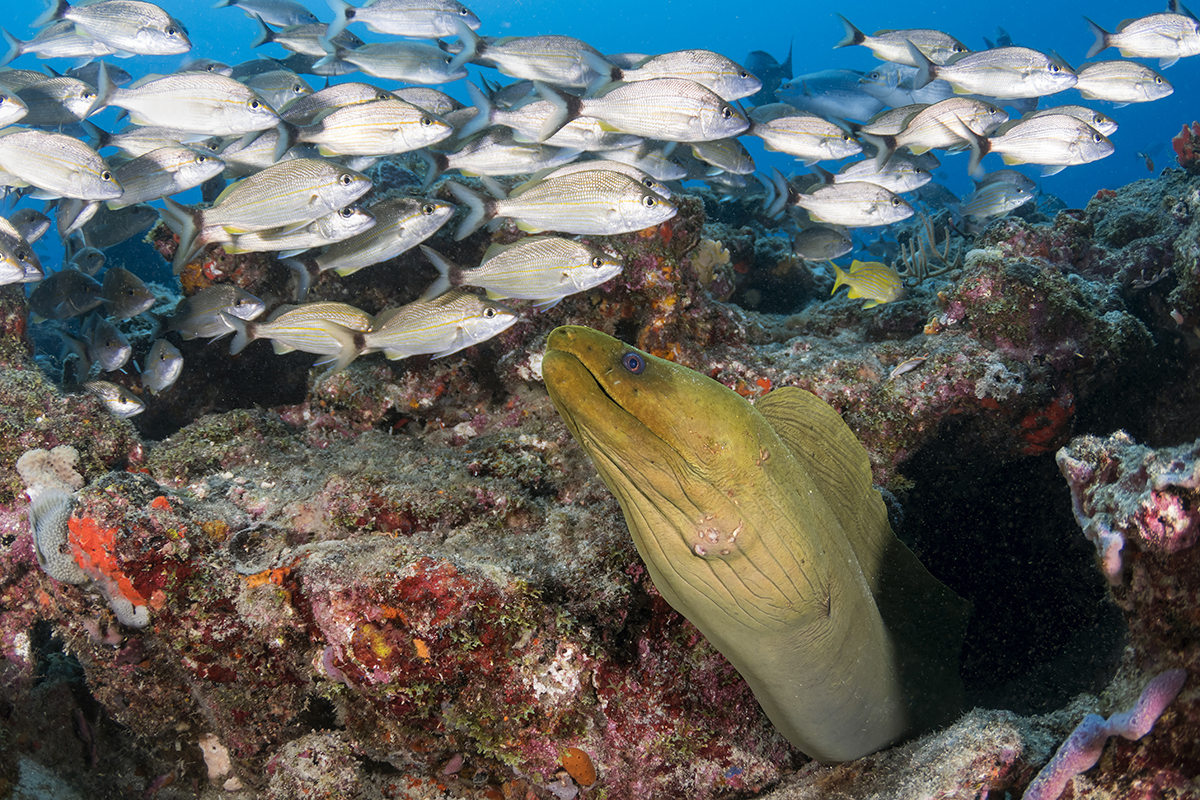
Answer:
[{"xmin": 542, "ymin": 326, "xmax": 970, "ymax": 762}]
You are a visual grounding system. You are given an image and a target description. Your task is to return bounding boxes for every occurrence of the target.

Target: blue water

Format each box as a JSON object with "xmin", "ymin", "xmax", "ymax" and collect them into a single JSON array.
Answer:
[{"xmin": 6, "ymin": 0, "xmax": 1199, "ymax": 269}]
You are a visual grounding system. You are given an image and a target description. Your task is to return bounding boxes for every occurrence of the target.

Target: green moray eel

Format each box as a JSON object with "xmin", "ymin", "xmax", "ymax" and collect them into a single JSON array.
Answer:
[{"xmin": 542, "ymin": 326, "xmax": 970, "ymax": 763}]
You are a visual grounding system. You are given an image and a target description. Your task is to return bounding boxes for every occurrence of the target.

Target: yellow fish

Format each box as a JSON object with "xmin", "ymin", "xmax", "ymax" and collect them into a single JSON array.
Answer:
[{"xmin": 831, "ymin": 259, "xmax": 905, "ymax": 308}]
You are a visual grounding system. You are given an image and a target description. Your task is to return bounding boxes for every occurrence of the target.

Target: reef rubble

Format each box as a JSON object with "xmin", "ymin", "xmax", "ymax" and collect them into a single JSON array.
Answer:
[{"xmin": 2, "ymin": 168, "xmax": 1200, "ymax": 799}]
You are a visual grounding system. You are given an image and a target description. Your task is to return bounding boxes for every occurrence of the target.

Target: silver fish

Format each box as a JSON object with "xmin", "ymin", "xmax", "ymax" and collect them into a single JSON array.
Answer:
[
  {"xmin": 960, "ymin": 114, "xmax": 1115, "ymax": 176},
  {"xmin": 83, "ymin": 380, "xmax": 144, "ymax": 418},
  {"xmin": 859, "ymin": 97, "xmax": 1008, "ymax": 168},
  {"xmin": 169, "ymin": 284, "xmax": 266, "ymax": 340},
  {"xmin": 421, "ymin": 128, "xmax": 581, "ymax": 188},
  {"xmin": 0, "ymin": 91, "xmax": 28, "ymax": 127},
  {"xmin": 776, "ymin": 69, "xmax": 885, "ymax": 122},
  {"xmin": 251, "ymin": 19, "xmax": 365, "ymax": 57},
  {"xmin": 859, "ymin": 64, "xmax": 957, "ymax": 107},
  {"xmin": 600, "ymin": 142, "xmax": 687, "ymax": 181},
  {"xmin": 534, "ymin": 159, "xmax": 672, "ymax": 198},
  {"xmin": 910, "ymin": 43, "xmax": 1077, "ymax": 99},
  {"xmin": 101, "ymin": 266, "xmax": 156, "ymax": 319},
  {"xmin": 0, "ymin": 129, "xmax": 122, "ymax": 200},
  {"xmin": 304, "ymin": 196, "xmax": 455, "ymax": 276},
  {"xmin": 141, "ymin": 339, "xmax": 183, "ymax": 395},
  {"xmin": 959, "ymin": 180, "xmax": 1034, "ymax": 221},
  {"xmin": 448, "ymin": 169, "xmax": 676, "ymax": 240},
  {"xmin": 242, "ymin": 69, "xmax": 313, "ymax": 111},
  {"xmin": 689, "ymin": 138, "xmax": 755, "ymax": 175},
  {"xmin": 749, "ymin": 109, "xmax": 862, "ymax": 165},
  {"xmin": 587, "ymin": 49, "xmax": 762, "ymax": 100},
  {"xmin": 33, "ymin": 0, "xmax": 191, "ymax": 56},
  {"xmin": 393, "ymin": 86, "xmax": 462, "ymax": 116},
  {"xmin": 823, "ymin": 156, "xmax": 932, "ymax": 194},
  {"xmin": 1074, "ymin": 61, "xmax": 1173, "ymax": 105},
  {"xmin": 225, "ymin": 205, "xmax": 376, "ymax": 256},
  {"xmin": 91, "ymin": 123, "xmax": 217, "ymax": 159},
  {"xmin": 834, "ymin": 16, "xmax": 969, "ymax": 66},
  {"xmin": 108, "ymin": 146, "xmax": 226, "ymax": 209},
  {"xmin": 14, "ymin": 76, "xmax": 100, "ymax": 126},
  {"xmin": 0, "ymin": 216, "xmax": 42, "ymax": 281},
  {"xmin": 457, "ymin": 82, "xmax": 641, "ymax": 151},
  {"xmin": 452, "ymin": 26, "xmax": 610, "ymax": 89},
  {"xmin": 789, "ymin": 180, "xmax": 914, "ymax": 228},
  {"xmin": 538, "ymin": 78, "xmax": 749, "ymax": 143},
  {"xmin": 160, "ymin": 158, "xmax": 371, "ymax": 272},
  {"xmin": 225, "ymin": 301, "xmax": 374, "ymax": 375},
  {"xmin": 974, "ymin": 169, "xmax": 1038, "ymax": 193},
  {"xmin": 420, "ymin": 237, "xmax": 623, "ymax": 307},
  {"xmin": 214, "ymin": 0, "xmax": 319, "ymax": 27},
  {"xmin": 326, "ymin": 0, "xmax": 481, "ymax": 39},
  {"xmin": 1025, "ymin": 105, "xmax": 1118, "ymax": 136},
  {"xmin": 101, "ymin": 72, "xmax": 280, "ymax": 136},
  {"xmin": 1085, "ymin": 13, "xmax": 1200, "ymax": 68},
  {"xmin": 363, "ymin": 290, "xmax": 518, "ymax": 361},
  {"xmin": 279, "ymin": 82, "xmax": 395, "ymax": 125},
  {"xmin": 1, "ymin": 21, "xmax": 117, "ymax": 65},
  {"xmin": 316, "ymin": 41, "xmax": 467, "ymax": 84},
  {"xmin": 0, "ymin": 244, "xmax": 29, "ymax": 286},
  {"xmin": 295, "ymin": 98, "xmax": 454, "ymax": 156}
]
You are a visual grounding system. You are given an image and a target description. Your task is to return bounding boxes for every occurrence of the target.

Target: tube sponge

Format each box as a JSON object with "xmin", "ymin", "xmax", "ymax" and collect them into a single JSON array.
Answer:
[{"xmin": 1024, "ymin": 668, "xmax": 1187, "ymax": 800}]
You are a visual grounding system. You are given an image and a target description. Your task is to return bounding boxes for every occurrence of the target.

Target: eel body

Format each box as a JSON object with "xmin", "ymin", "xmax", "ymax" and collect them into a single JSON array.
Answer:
[{"xmin": 542, "ymin": 325, "xmax": 969, "ymax": 762}]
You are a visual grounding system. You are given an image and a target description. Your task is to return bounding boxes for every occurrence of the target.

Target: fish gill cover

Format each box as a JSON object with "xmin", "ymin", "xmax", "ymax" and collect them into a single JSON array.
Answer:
[{"xmin": 0, "ymin": 0, "xmax": 1197, "ymax": 797}]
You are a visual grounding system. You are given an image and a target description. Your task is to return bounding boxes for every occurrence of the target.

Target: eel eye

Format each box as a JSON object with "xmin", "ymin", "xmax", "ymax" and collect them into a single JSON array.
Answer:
[{"xmin": 621, "ymin": 351, "xmax": 645, "ymax": 374}]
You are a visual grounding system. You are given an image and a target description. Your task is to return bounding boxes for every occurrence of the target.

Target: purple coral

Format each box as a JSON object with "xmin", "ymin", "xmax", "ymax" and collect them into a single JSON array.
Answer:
[{"xmin": 1024, "ymin": 669, "xmax": 1186, "ymax": 800}]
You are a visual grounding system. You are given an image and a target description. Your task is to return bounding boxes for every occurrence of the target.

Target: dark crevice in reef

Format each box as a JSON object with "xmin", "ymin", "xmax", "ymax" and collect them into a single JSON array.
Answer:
[{"xmin": 898, "ymin": 435, "xmax": 1126, "ymax": 716}]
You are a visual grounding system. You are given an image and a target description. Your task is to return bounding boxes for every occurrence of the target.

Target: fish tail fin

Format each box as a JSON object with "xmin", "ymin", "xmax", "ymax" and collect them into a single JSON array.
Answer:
[
  {"xmin": 811, "ymin": 165, "xmax": 835, "ymax": 184},
  {"xmin": 858, "ymin": 131, "xmax": 895, "ymax": 170},
  {"xmin": 221, "ymin": 312, "xmax": 254, "ymax": 355},
  {"xmin": 418, "ymin": 149, "xmax": 447, "ymax": 191},
  {"xmin": 941, "ymin": 114, "xmax": 989, "ymax": 179},
  {"xmin": 582, "ymin": 50, "xmax": 618, "ymax": 95},
  {"xmin": 834, "ymin": 15, "xmax": 865, "ymax": 49},
  {"xmin": 160, "ymin": 197, "xmax": 203, "ymax": 274},
  {"xmin": 448, "ymin": 17, "xmax": 478, "ymax": 72},
  {"xmin": 88, "ymin": 62, "xmax": 114, "ymax": 117},
  {"xmin": 312, "ymin": 323, "xmax": 361, "ymax": 375},
  {"xmin": 830, "ymin": 262, "xmax": 850, "ymax": 295},
  {"xmin": 782, "ymin": 37, "xmax": 793, "ymax": 78},
  {"xmin": 457, "ymin": 80, "xmax": 493, "ymax": 139},
  {"xmin": 761, "ymin": 167, "xmax": 790, "ymax": 218},
  {"xmin": 906, "ymin": 40, "xmax": 935, "ymax": 89},
  {"xmin": 32, "ymin": 0, "xmax": 68, "ymax": 28},
  {"xmin": 80, "ymin": 120, "xmax": 109, "ymax": 150},
  {"xmin": 279, "ymin": 257, "xmax": 312, "ymax": 302},
  {"xmin": 1083, "ymin": 17, "xmax": 1110, "ymax": 59},
  {"xmin": 0, "ymin": 30, "xmax": 24, "ymax": 68},
  {"xmin": 419, "ymin": 245, "xmax": 457, "ymax": 300},
  {"xmin": 211, "ymin": 0, "xmax": 233, "ymax": 7},
  {"xmin": 323, "ymin": 0, "xmax": 351, "ymax": 43},
  {"xmin": 534, "ymin": 81, "xmax": 579, "ymax": 142},
  {"xmin": 250, "ymin": 15, "xmax": 274, "ymax": 48},
  {"xmin": 447, "ymin": 181, "xmax": 494, "ymax": 240}
]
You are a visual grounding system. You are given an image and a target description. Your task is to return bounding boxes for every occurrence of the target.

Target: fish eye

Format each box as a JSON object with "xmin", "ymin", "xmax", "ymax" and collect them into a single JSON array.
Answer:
[
  {"xmin": 460, "ymin": 6, "xmax": 469, "ymax": 13},
  {"xmin": 1093, "ymin": 133, "xmax": 1103, "ymax": 143},
  {"xmin": 167, "ymin": 26, "xmax": 177, "ymax": 35},
  {"xmin": 891, "ymin": 197, "xmax": 902, "ymax": 206},
  {"xmin": 83, "ymin": 91, "xmax": 96, "ymax": 100},
  {"xmin": 196, "ymin": 154, "xmax": 207, "ymax": 162},
  {"xmin": 16, "ymin": 249, "xmax": 27, "ymax": 260},
  {"xmin": 1155, "ymin": 77, "xmax": 1163, "ymax": 84},
  {"xmin": 483, "ymin": 307, "xmax": 497, "ymax": 318},
  {"xmin": 421, "ymin": 203, "xmax": 436, "ymax": 214},
  {"xmin": 641, "ymin": 195, "xmax": 656, "ymax": 207},
  {"xmin": 249, "ymin": 99, "xmax": 261, "ymax": 109},
  {"xmin": 338, "ymin": 173, "xmax": 353, "ymax": 185},
  {"xmin": 1048, "ymin": 64, "xmax": 1060, "ymax": 73},
  {"xmin": 591, "ymin": 256, "xmax": 604, "ymax": 268},
  {"xmin": 621, "ymin": 351, "xmax": 645, "ymax": 374},
  {"xmin": 376, "ymin": 92, "xmax": 390, "ymax": 100},
  {"xmin": 292, "ymin": 84, "xmax": 303, "ymax": 92},
  {"xmin": 953, "ymin": 44, "xmax": 966, "ymax": 53},
  {"xmin": 721, "ymin": 106, "xmax": 733, "ymax": 119},
  {"xmin": 738, "ymin": 70, "xmax": 749, "ymax": 78},
  {"xmin": 339, "ymin": 207, "xmax": 354, "ymax": 217},
  {"xmin": 420, "ymin": 116, "xmax": 433, "ymax": 126},
  {"xmin": 101, "ymin": 170, "xmax": 113, "ymax": 181}
]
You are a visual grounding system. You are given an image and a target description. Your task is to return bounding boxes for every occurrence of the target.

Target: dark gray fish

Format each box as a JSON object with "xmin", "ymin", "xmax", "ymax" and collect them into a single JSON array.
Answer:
[
  {"xmin": 792, "ymin": 227, "xmax": 853, "ymax": 261},
  {"xmin": 101, "ymin": 266, "xmax": 156, "ymax": 319},
  {"xmin": 81, "ymin": 204, "xmax": 159, "ymax": 250},
  {"xmin": 83, "ymin": 313, "xmax": 132, "ymax": 371},
  {"xmin": 9, "ymin": 209, "xmax": 51, "ymax": 243},
  {"xmin": 28, "ymin": 269, "xmax": 104, "ymax": 321},
  {"xmin": 67, "ymin": 61, "xmax": 133, "ymax": 87},
  {"xmin": 67, "ymin": 247, "xmax": 106, "ymax": 277},
  {"xmin": 744, "ymin": 40, "xmax": 792, "ymax": 105}
]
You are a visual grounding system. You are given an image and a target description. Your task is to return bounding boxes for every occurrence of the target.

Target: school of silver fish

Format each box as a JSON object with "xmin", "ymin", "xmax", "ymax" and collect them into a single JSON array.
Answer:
[{"xmin": 1, "ymin": 0, "xmax": 1195, "ymax": 417}]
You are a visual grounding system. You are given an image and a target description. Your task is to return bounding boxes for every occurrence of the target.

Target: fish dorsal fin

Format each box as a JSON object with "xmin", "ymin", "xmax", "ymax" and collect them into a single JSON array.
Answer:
[
  {"xmin": 754, "ymin": 386, "xmax": 971, "ymax": 731},
  {"xmin": 481, "ymin": 235, "xmax": 551, "ymax": 261}
]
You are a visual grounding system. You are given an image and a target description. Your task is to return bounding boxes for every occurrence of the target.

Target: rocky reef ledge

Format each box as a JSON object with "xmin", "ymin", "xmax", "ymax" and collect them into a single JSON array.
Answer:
[{"xmin": 2, "ymin": 170, "xmax": 1200, "ymax": 799}]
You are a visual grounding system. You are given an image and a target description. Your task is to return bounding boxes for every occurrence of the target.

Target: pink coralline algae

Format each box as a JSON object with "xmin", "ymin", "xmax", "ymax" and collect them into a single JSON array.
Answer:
[
  {"xmin": 1024, "ymin": 668, "xmax": 1187, "ymax": 800},
  {"xmin": 1173, "ymin": 122, "xmax": 1200, "ymax": 174}
]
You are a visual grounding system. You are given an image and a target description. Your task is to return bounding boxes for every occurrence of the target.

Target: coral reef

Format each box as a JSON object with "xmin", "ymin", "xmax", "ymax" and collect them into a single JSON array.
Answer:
[
  {"xmin": 4, "ymin": 167, "xmax": 1200, "ymax": 799},
  {"xmin": 1173, "ymin": 122, "xmax": 1200, "ymax": 175}
]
